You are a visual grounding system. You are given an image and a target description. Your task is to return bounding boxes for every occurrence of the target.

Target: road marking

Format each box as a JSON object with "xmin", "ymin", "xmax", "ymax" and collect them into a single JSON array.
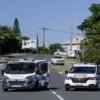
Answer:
[
  {"xmin": 44, "ymin": 56, "xmax": 51, "ymax": 60},
  {"xmin": 32, "ymin": 54, "xmax": 38, "ymax": 58},
  {"xmin": 56, "ymin": 95, "xmax": 65, "ymax": 100},
  {"xmin": 58, "ymin": 72, "xmax": 64, "ymax": 74},
  {"xmin": 51, "ymin": 91, "xmax": 57, "ymax": 95},
  {"xmin": 50, "ymin": 90, "xmax": 65, "ymax": 100}
]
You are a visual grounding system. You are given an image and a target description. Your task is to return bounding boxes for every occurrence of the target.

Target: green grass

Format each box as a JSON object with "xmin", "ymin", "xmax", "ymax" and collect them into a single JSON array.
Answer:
[
  {"xmin": 50, "ymin": 64, "xmax": 68, "ymax": 72},
  {"xmin": 63, "ymin": 56, "xmax": 80, "ymax": 63}
]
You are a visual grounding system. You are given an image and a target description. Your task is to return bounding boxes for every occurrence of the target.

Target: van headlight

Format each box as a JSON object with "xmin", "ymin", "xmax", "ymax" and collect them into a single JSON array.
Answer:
[
  {"xmin": 89, "ymin": 77, "xmax": 97, "ymax": 80},
  {"xmin": 66, "ymin": 76, "xmax": 71, "ymax": 80},
  {"xmin": 3, "ymin": 76, "xmax": 9, "ymax": 80}
]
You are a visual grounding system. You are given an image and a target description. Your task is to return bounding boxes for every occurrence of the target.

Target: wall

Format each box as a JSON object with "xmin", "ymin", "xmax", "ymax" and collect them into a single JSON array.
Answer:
[
  {"xmin": 22, "ymin": 39, "xmax": 37, "ymax": 49},
  {"xmin": 67, "ymin": 44, "xmax": 80, "ymax": 51}
]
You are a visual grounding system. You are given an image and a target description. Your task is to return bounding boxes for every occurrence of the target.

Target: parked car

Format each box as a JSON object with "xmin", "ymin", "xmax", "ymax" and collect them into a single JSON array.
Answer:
[
  {"xmin": 67, "ymin": 50, "xmax": 76, "ymax": 58},
  {"xmin": 51, "ymin": 55, "xmax": 65, "ymax": 65},
  {"xmin": 53, "ymin": 51, "xmax": 67, "ymax": 56}
]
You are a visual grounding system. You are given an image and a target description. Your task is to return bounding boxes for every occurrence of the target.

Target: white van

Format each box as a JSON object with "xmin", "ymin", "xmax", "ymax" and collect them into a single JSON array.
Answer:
[
  {"xmin": 1, "ymin": 58, "xmax": 50, "ymax": 92},
  {"xmin": 67, "ymin": 50, "xmax": 76, "ymax": 58},
  {"xmin": 64, "ymin": 63, "xmax": 100, "ymax": 91}
]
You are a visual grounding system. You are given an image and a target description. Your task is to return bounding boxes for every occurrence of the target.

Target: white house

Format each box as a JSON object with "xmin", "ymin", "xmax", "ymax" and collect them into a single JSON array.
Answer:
[
  {"xmin": 22, "ymin": 39, "xmax": 37, "ymax": 49},
  {"xmin": 61, "ymin": 37, "xmax": 84, "ymax": 51}
]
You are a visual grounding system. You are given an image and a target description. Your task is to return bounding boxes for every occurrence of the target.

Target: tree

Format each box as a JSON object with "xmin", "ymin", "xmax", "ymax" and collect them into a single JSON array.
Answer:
[
  {"xmin": 77, "ymin": 3, "xmax": 100, "ymax": 64},
  {"xmin": 13, "ymin": 18, "xmax": 21, "ymax": 36},
  {"xmin": 49, "ymin": 43, "xmax": 64, "ymax": 54},
  {"xmin": 0, "ymin": 25, "xmax": 29, "ymax": 54},
  {"xmin": 38, "ymin": 46, "xmax": 49, "ymax": 54}
]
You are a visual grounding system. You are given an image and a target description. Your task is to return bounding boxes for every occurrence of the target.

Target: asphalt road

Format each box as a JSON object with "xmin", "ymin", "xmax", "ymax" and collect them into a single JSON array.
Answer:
[{"xmin": 0, "ymin": 54, "xmax": 100, "ymax": 100}]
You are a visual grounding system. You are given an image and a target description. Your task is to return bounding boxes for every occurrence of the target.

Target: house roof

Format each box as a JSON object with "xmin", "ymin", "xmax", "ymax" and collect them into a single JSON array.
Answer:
[{"xmin": 61, "ymin": 37, "xmax": 84, "ymax": 45}]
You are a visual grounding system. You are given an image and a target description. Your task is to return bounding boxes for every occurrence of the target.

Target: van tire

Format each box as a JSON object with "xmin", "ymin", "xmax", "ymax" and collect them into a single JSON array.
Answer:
[
  {"xmin": 3, "ymin": 88, "xmax": 8, "ymax": 92},
  {"xmin": 94, "ymin": 83, "xmax": 98, "ymax": 91},
  {"xmin": 65, "ymin": 85, "xmax": 70, "ymax": 91},
  {"xmin": 43, "ymin": 86, "xmax": 48, "ymax": 90}
]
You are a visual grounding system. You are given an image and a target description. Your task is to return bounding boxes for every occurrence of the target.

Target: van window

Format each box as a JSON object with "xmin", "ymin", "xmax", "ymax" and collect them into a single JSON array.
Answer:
[
  {"xmin": 69, "ymin": 66, "xmax": 96, "ymax": 74},
  {"xmin": 40, "ymin": 63, "xmax": 48, "ymax": 74},
  {"xmin": 97, "ymin": 66, "xmax": 100, "ymax": 74}
]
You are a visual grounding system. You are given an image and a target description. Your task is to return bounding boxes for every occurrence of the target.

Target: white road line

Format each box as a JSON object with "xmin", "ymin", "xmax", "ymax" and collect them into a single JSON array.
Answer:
[
  {"xmin": 44, "ymin": 56, "xmax": 50, "ymax": 60},
  {"xmin": 50, "ymin": 90, "xmax": 65, "ymax": 100},
  {"xmin": 58, "ymin": 72, "xmax": 64, "ymax": 74},
  {"xmin": 56, "ymin": 95, "xmax": 65, "ymax": 100},
  {"xmin": 51, "ymin": 90, "xmax": 57, "ymax": 95},
  {"xmin": 33, "ymin": 55, "xmax": 38, "ymax": 58}
]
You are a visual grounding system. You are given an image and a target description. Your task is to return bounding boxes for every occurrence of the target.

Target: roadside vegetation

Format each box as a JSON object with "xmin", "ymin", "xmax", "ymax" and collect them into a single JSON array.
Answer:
[
  {"xmin": 0, "ymin": 18, "xmax": 29, "ymax": 54},
  {"xmin": 77, "ymin": 3, "xmax": 100, "ymax": 64},
  {"xmin": 38, "ymin": 43, "xmax": 64, "ymax": 54},
  {"xmin": 63, "ymin": 56, "xmax": 80, "ymax": 63},
  {"xmin": 50, "ymin": 64, "xmax": 68, "ymax": 72}
]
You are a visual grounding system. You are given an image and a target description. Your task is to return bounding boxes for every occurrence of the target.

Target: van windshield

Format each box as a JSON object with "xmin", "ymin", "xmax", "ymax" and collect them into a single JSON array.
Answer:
[
  {"xmin": 5, "ymin": 63, "xmax": 36, "ymax": 74},
  {"xmin": 69, "ymin": 66, "xmax": 96, "ymax": 74},
  {"xmin": 54, "ymin": 56, "xmax": 62, "ymax": 59}
]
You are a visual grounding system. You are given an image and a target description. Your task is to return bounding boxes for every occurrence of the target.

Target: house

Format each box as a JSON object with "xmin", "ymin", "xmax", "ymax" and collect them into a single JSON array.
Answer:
[
  {"xmin": 61, "ymin": 37, "xmax": 84, "ymax": 51},
  {"xmin": 22, "ymin": 39, "xmax": 37, "ymax": 49},
  {"xmin": 21, "ymin": 39, "xmax": 37, "ymax": 53}
]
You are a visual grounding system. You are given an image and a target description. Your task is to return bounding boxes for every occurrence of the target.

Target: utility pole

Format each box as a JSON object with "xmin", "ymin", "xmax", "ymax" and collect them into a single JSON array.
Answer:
[
  {"xmin": 36, "ymin": 33, "xmax": 39, "ymax": 54},
  {"xmin": 43, "ymin": 27, "xmax": 45, "ymax": 47},
  {"xmin": 70, "ymin": 16, "xmax": 73, "ymax": 51},
  {"xmin": 82, "ymin": 31, "xmax": 85, "ymax": 63}
]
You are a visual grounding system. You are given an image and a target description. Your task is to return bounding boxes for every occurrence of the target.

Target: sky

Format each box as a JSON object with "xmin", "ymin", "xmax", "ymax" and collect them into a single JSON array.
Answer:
[{"xmin": 0, "ymin": 0, "xmax": 99, "ymax": 48}]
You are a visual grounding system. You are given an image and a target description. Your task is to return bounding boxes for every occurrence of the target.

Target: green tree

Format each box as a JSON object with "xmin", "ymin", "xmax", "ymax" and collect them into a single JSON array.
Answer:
[
  {"xmin": 77, "ymin": 3, "xmax": 100, "ymax": 64},
  {"xmin": 49, "ymin": 43, "xmax": 64, "ymax": 54},
  {"xmin": 38, "ymin": 46, "xmax": 49, "ymax": 54},
  {"xmin": 0, "ymin": 25, "xmax": 29, "ymax": 54},
  {"xmin": 13, "ymin": 18, "xmax": 21, "ymax": 36}
]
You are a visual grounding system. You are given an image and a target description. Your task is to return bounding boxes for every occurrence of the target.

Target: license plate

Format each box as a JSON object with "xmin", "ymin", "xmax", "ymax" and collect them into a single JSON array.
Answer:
[
  {"xmin": 76, "ymin": 83, "xmax": 83, "ymax": 86},
  {"xmin": 11, "ymin": 85, "xmax": 21, "ymax": 87}
]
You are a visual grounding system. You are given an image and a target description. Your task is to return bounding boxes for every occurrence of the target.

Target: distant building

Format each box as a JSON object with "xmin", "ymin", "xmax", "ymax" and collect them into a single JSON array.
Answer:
[
  {"xmin": 61, "ymin": 37, "xmax": 84, "ymax": 51},
  {"xmin": 45, "ymin": 40, "xmax": 48, "ymax": 48},
  {"xmin": 22, "ymin": 39, "xmax": 37, "ymax": 49}
]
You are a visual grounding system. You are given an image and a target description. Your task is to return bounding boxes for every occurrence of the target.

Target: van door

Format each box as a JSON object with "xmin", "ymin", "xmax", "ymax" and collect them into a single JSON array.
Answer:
[
  {"xmin": 36, "ymin": 62, "xmax": 50, "ymax": 87},
  {"xmin": 97, "ymin": 66, "xmax": 100, "ymax": 88}
]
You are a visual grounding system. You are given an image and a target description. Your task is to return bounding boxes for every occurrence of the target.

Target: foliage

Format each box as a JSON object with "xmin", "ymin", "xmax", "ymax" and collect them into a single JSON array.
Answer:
[
  {"xmin": 49, "ymin": 43, "xmax": 64, "ymax": 54},
  {"xmin": 77, "ymin": 3, "xmax": 100, "ymax": 64},
  {"xmin": 38, "ymin": 46, "xmax": 49, "ymax": 54},
  {"xmin": 0, "ymin": 25, "xmax": 29, "ymax": 54},
  {"xmin": 13, "ymin": 18, "xmax": 21, "ymax": 36}
]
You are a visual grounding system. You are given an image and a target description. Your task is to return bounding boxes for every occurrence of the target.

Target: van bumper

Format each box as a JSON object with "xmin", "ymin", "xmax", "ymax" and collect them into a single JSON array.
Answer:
[{"xmin": 2, "ymin": 80, "xmax": 37, "ymax": 89}]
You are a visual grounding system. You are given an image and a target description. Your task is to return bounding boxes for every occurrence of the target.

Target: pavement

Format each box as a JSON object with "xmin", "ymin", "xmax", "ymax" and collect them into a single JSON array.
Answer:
[{"xmin": 0, "ymin": 54, "xmax": 100, "ymax": 100}]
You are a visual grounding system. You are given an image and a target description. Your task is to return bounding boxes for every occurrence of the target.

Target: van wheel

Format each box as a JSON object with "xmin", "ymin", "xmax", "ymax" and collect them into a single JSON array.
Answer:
[
  {"xmin": 65, "ymin": 85, "xmax": 70, "ymax": 91},
  {"xmin": 65, "ymin": 87, "xmax": 69, "ymax": 91},
  {"xmin": 3, "ymin": 88, "xmax": 8, "ymax": 92},
  {"xmin": 94, "ymin": 83, "xmax": 99, "ymax": 91},
  {"xmin": 43, "ymin": 86, "xmax": 48, "ymax": 90}
]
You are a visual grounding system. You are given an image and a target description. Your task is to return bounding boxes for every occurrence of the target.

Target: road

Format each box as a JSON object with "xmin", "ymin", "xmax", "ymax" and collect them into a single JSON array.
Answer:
[{"xmin": 0, "ymin": 54, "xmax": 100, "ymax": 100}]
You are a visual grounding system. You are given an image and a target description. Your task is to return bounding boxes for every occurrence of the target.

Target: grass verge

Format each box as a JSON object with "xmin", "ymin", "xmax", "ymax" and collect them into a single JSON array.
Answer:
[
  {"xmin": 63, "ymin": 56, "xmax": 80, "ymax": 63},
  {"xmin": 50, "ymin": 64, "xmax": 68, "ymax": 72}
]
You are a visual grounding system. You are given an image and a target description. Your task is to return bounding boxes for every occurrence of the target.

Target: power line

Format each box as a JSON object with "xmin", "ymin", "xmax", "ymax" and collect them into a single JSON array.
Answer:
[{"xmin": 40, "ymin": 27, "xmax": 77, "ymax": 34}]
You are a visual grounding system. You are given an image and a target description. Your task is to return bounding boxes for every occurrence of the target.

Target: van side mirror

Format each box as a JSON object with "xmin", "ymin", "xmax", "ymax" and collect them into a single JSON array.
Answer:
[
  {"xmin": 65, "ymin": 70, "xmax": 68, "ymax": 74},
  {"xmin": 1, "ymin": 70, "xmax": 5, "ymax": 76}
]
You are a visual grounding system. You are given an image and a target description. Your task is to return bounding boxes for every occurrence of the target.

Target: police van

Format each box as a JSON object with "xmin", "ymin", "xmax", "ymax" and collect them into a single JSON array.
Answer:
[
  {"xmin": 1, "ymin": 58, "xmax": 50, "ymax": 92},
  {"xmin": 64, "ymin": 63, "xmax": 100, "ymax": 91}
]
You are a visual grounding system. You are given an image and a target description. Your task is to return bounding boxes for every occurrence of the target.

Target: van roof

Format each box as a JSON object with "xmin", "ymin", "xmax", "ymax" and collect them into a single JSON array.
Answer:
[
  {"xmin": 73, "ymin": 63, "xmax": 96, "ymax": 67},
  {"xmin": 8, "ymin": 59, "xmax": 48, "ymax": 64},
  {"xmin": 34, "ymin": 60, "xmax": 48, "ymax": 63}
]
